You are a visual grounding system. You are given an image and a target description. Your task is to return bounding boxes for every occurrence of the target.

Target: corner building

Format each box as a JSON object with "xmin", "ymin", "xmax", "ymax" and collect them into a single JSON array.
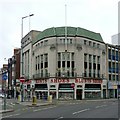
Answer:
[{"xmin": 24, "ymin": 27, "xmax": 107, "ymax": 100}]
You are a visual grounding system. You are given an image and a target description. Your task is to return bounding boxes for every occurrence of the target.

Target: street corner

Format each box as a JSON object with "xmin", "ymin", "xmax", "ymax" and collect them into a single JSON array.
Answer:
[{"xmin": 0, "ymin": 109, "xmax": 14, "ymax": 114}]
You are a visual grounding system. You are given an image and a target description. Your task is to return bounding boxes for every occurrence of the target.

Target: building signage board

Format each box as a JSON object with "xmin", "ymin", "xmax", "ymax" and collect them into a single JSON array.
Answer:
[
  {"xmin": 36, "ymin": 79, "xmax": 47, "ymax": 84},
  {"xmin": 75, "ymin": 78, "xmax": 102, "ymax": 84},
  {"xmin": 35, "ymin": 78, "xmax": 103, "ymax": 84},
  {"xmin": 108, "ymin": 81, "xmax": 118, "ymax": 89}
]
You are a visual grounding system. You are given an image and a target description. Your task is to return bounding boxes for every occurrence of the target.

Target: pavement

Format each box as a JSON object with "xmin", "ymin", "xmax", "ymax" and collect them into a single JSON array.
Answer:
[
  {"xmin": 0, "ymin": 99, "xmax": 54, "ymax": 114},
  {"xmin": 0, "ymin": 98, "xmax": 118, "ymax": 114}
]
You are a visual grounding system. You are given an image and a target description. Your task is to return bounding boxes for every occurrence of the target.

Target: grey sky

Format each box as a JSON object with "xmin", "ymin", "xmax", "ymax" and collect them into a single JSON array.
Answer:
[{"xmin": 0, "ymin": 0, "xmax": 118, "ymax": 68}]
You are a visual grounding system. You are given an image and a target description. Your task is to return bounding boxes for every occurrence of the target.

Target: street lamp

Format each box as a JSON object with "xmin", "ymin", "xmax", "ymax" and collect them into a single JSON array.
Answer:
[
  {"xmin": 21, "ymin": 14, "xmax": 34, "ymax": 40},
  {"xmin": 21, "ymin": 14, "xmax": 34, "ymax": 102}
]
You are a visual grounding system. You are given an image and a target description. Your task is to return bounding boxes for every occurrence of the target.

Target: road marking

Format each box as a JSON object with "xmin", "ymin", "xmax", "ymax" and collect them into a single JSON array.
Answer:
[
  {"xmin": 33, "ymin": 108, "xmax": 42, "ymax": 112},
  {"xmin": 2, "ymin": 113, "xmax": 20, "ymax": 118},
  {"xmin": 33, "ymin": 105, "xmax": 56, "ymax": 112},
  {"xmin": 96, "ymin": 105, "xmax": 107, "ymax": 108},
  {"xmin": 2, "ymin": 115, "xmax": 13, "ymax": 118},
  {"xmin": 13, "ymin": 113, "xmax": 21, "ymax": 117},
  {"xmin": 54, "ymin": 116, "xmax": 63, "ymax": 120},
  {"xmin": 73, "ymin": 108, "xmax": 90, "ymax": 115}
]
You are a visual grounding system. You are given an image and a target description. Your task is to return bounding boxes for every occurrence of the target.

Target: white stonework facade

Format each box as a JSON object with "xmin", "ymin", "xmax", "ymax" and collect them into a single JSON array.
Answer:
[{"xmin": 21, "ymin": 27, "xmax": 107, "ymax": 100}]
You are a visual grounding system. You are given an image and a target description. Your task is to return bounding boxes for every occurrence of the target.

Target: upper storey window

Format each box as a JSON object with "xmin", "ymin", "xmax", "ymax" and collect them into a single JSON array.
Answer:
[
  {"xmin": 44, "ymin": 40, "xmax": 48, "ymax": 46},
  {"xmin": 63, "ymin": 39, "xmax": 65, "ymax": 44},
  {"xmin": 84, "ymin": 40, "xmax": 87, "ymax": 45},
  {"xmin": 97, "ymin": 44, "xmax": 100, "ymax": 48},
  {"xmin": 89, "ymin": 41, "xmax": 91, "ymax": 46},
  {"xmin": 93, "ymin": 42, "xmax": 96, "ymax": 48},
  {"xmin": 41, "ymin": 41, "xmax": 43, "ymax": 46},
  {"xmin": 70, "ymin": 39, "xmax": 73, "ymax": 44},
  {"xmin": 59, "ymin": 38, "xmax": 73, "ymax": 44}
]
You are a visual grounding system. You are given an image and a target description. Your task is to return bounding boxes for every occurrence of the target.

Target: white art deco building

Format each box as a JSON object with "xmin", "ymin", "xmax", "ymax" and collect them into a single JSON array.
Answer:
[{"xmin": 21, "ymin": 26, "xmax": 107, "ymax": 100}]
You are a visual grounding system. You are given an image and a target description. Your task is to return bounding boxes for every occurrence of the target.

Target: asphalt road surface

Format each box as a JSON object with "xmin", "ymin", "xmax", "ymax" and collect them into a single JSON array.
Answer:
[{"xmin": 1, "ymin": 99, "xmax": 119, "ymax": 120}]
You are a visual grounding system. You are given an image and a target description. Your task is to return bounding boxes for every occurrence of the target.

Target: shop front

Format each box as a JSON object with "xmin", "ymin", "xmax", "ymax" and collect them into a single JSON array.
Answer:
[
  {"xmin": 24, "ymin": 78, "xmax": 106, "ymax": 100},
  {"xmin": 108, "ymin": 81, "xmax": 118, "ymax": 98},
  {"xmin": 84, "ymin": 84, "xmax": 101, "ymax": 99},
  {"xmin": 58, "ymin": 83, "xmax": 74, "ymax": 100},
  {"xmin": 35, "ymin": 83, "xmax": 48, "ymax": 100}
]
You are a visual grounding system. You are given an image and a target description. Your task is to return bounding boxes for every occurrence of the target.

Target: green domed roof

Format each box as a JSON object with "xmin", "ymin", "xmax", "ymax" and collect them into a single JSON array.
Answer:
[{"xmin": 33, "ymin": 26, "xmax": 103, "ymax": 44}]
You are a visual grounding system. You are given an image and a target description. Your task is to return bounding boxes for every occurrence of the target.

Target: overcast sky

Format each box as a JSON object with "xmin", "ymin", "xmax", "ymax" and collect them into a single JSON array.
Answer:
[{"xmin": 0, "ymin": 0, "xmax": 119, "ymax": 68}]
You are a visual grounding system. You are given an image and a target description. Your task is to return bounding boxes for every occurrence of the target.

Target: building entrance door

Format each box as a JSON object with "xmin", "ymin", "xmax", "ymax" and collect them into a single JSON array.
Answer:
[
  {"xmin": 76, "ymin": 89, "xmax": 82, "ymax": 100},
  {"xmin": 103, "ymin": 89, "xmax": 106, "ymax": 99},
  {"xmin": 115, "ymin": 89, "xmax": 117, "ymax": 98}
]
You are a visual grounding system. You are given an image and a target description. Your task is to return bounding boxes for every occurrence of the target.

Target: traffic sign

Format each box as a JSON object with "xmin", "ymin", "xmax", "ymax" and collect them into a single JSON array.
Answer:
[
  {"xmin": 2, "ymin": 74, "xmax": 8, "ymax": 81},
  {"xmin": 20, "ymin": 77, "xmax": 25, "ymax": 83}
]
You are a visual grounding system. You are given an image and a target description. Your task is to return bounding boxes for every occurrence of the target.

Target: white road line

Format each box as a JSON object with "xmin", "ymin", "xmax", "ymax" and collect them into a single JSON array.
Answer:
[
  {"xmin": 73, "ymin": 108, "xmax": 90, "ymax": 115},
  {"xmin": 2, "ymin": 114, "xmax": 13, "ymax": 118},
  {"xmin": 54, "ymin": 116, "xmax": 63, "ymax": 120},
  {"xmin": 96, "ymin": 105, "xmax": 107, "ymax": 108},
  {"xmin": 33, "ymin": 108, "xmax": 42, "ymax": 112},
  {"xmin": 13, "ymin": 113, "xmax": 20, "ymax": 117},
  {"xmin": 33, "ymin": 106, "xmax": 56, "ymax": 112},
  {"xmin": 2, "ymin": 113, "xmax": 20, "ymax": 118}
]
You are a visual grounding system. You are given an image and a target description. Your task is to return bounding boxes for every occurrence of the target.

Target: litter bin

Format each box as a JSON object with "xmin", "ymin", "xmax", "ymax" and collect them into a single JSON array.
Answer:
[
  {"xmin": 32, "ymin": 96, "xmax": 37, "ymax": 105},
  {"xmin": 48, "ymin": 95, "xmax": 52, "ymax": 103}
]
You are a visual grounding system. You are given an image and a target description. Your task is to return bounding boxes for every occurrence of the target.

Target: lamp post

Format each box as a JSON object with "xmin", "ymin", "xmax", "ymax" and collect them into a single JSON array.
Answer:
[{"xmin": 21, "ymin": 14, "xmax": 34, "ymax": 102}]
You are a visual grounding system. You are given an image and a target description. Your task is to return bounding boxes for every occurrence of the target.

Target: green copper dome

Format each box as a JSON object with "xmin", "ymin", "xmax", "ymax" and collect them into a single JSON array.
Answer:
[{"xmin": 33, "ymin": 26, "xmax": 103, "ymax": 44}]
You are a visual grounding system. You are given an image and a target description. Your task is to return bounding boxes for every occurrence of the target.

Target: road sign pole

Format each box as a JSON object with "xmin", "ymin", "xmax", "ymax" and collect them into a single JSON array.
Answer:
[
  {"xmin": 21, "ymin": 82, "xmax": 24, "ymax": 102},
  {"xmin": 2, "ymin": 73, "xmax": 7, "ymax": 110},
  {"xmin": 20, "ymin": 77, "xmax": 25, "ymax": 102},
  {"xmin": 4, "ymin": 81, "xmax": 6, "ymax": 110}
]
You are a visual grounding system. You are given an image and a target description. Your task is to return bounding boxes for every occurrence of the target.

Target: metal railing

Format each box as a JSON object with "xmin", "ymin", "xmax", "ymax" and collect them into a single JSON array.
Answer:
[
  {"xmin": 33, "ymin": 73, "xmax": 50, "ymax": 79},
  {"xmin": 82, "ymin": 73, "xmax": 104, "ymax": 79},
  {"xmin": 32, "ymin": 72, "xmax": 104, "ymax": 79},
  {"xmin": 55, "ymin": 72, "xmax": 77, "ymax": 78}
]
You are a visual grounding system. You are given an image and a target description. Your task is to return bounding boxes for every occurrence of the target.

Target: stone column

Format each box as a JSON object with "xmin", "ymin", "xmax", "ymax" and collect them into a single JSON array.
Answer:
[
  {"xmin": 82, "ymin": 83, "xmax": 85, "ymax": 99},
  {"xmin": 56, "ymin": 84, "xmax": 59, "ymax": 99},
  {"xmin": 101, "ymin": 85, "xmax": 103, "ymax": 98},
  {"xmin": 74, "ymin": 84, "xmax": 76, "ymax": 99}
]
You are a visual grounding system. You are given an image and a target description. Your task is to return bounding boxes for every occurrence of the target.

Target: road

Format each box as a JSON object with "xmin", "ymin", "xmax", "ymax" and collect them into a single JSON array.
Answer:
[{"xmin": 1, "ymin": 99, "xmax": 119, "ymax": 120}]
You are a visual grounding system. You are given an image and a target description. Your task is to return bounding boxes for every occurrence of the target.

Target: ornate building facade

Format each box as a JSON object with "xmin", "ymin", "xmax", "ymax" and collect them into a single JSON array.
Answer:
[{"xmin": 21, "ymin": 27, "xmax": 107, "ymax": 100}]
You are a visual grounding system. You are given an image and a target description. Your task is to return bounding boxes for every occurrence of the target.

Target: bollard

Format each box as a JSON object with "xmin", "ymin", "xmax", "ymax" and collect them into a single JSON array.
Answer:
[
  {"xmin": 32, "ymin": 96, "xmax": 37, "ymax": 105},
  {"xmin": 18, "ymin": 95, "xmax": 21, "ymax": 102},
  {"xmin": 48, "ymin": 95, "xmax": 52, "ymax": 103},
  {"xmin": 47, "ymin": 96, "xmax": 50, "ymax": 101}
]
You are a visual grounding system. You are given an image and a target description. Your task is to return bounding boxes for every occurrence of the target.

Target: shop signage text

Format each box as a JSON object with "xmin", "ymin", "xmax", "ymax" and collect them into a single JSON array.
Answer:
[
  {"xmin": 31, "ymin": 78, "xmax": 103, "ymax": 84},
  {"xmin": 50, "ymin": 78, "xmax": 102, "ymax": 84},
  {"xmin": 51, "ymin": 79, "xmax": 69, "ymax": 83},
  {"xmin": 75, "ymin": 78, "xmax": 102, "ymax": 84}
]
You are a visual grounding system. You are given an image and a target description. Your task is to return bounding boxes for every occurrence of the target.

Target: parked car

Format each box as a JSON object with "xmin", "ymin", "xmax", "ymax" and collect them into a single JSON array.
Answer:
[{"xmin": 0, "ymin": 93, "xmax": 5, "ymax": 98}]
